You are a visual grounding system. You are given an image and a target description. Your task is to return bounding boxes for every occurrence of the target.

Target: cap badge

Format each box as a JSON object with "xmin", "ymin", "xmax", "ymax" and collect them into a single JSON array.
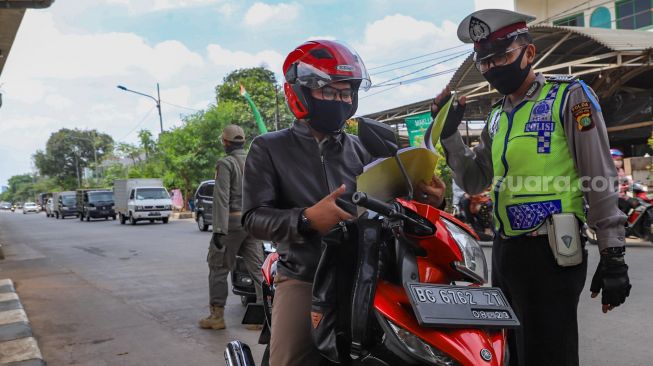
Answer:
[{"xmin": 469, "ymin": 16, "xmax": 491, "ymax": 42}]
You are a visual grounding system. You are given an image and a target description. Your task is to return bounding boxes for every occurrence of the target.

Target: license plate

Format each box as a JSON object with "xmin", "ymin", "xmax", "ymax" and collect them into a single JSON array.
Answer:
[
  {"xmin": 407, "ymin": 283, "xmax": 520, "ymax": 328},
  {"xmin": 148, "ymin": 211, "xmax": 161, "ymax": 216}
]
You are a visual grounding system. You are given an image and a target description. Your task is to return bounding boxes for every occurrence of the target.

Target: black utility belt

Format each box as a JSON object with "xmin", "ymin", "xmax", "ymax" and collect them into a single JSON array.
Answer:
[
  {"xmin": 502, "ymin": 214, "xmax": 584, "ymax": 267},
  {"xmin": 499, "ymin": 225, "xmax": 548, "ymax": 240}
]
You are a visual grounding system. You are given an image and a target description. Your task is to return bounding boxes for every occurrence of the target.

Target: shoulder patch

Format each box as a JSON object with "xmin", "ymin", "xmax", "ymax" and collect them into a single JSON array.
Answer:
[
  {"xmin": 545, "ymin": 74, "xmax": 577, "ymax": 83},
  {"xmin": 571, "ymin": 102, "xmax": 595, "ymax": 131}
]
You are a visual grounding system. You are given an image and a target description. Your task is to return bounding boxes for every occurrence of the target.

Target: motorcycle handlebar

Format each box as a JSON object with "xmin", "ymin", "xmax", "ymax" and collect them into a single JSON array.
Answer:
[{"xmin": 351, "ymin": 191, "xmax": 395, "ymax": 216}]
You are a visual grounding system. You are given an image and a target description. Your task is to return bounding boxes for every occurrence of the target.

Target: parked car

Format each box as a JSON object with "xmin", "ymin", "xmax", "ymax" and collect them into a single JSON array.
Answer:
[
  {"xmin": 22, "ymin": 202, "xmax": 39, "ymax": 214},
  {"xmin": 52, "ymin": 191, "xmax": 78, "ymax": 219},
  {"xmin": 114, "ymin": 179, "xmax": 172, "ymax": 225},
  {"xmin": 45, "ymin": 198, "xmax": 55, "ymax": 217},
  {"xmin": 193, "ymin": 180, "xmax": 214, "ymax": 231},
  {"xmin": 77, "ymin": 189, "xmax": 116, "ymax": 221}
]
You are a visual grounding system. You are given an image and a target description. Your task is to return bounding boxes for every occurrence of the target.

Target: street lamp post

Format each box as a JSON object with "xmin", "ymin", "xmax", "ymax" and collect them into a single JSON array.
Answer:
[{"xmin": 117, "ymin": 83, "xmax": 164, "ymax": 133}]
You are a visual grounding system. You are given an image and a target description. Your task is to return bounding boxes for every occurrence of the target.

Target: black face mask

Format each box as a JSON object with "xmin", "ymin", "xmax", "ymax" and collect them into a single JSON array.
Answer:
[
  {"xmin": 309, "ymin": 98, "xmax": 352, "ymax": 134},
  {"xmin": 483, "ymin": 46, "xmax": 531, "ymax": 95}
]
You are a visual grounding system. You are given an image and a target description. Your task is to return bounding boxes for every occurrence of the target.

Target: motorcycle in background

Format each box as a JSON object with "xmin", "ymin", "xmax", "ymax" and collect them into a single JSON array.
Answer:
[
  {"xmin": 586, "ymin": 181, "xmax": 653, "ymax": 244},
  {"xmin": 225, "ymin": 118, "xmax": 519, "ymax": 366},
  {"xmin": 455, "ymin": 191, "xmax": 494, "ymax": 242}
]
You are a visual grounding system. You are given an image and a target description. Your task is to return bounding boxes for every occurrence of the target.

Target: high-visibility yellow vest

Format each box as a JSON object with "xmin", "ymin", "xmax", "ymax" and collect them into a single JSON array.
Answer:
[{"xmin": 489, "ymin": 80, "xmax": 586, "ymax": 237}]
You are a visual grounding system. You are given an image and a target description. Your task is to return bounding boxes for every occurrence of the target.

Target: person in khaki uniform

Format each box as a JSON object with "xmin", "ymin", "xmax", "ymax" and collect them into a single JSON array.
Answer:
[{"xmin": 198, "ymin": 124, "xmax": 264, "ymax": 331}]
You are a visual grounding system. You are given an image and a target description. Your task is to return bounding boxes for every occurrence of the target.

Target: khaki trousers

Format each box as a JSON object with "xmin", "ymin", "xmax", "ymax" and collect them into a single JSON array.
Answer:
[
  {"xmin": 269, "ymin": 274, "xmax": 322, "ymax": 366},
  {"xmin": 207, "ymin": 215, "xmax": 264, "ymax": 307}
]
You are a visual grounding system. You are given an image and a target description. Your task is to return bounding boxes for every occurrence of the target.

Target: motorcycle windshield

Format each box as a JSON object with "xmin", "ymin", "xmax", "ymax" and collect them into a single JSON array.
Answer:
[{"xmin": 356, "ymin": 147, "xmax": 438, "ymax": 215}]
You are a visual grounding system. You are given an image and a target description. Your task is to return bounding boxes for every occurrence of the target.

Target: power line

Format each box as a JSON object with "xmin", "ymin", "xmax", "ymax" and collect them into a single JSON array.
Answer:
[
  {"xmin": 370, "ymin": 49, "xmax": 472, "ymax": 76},
  {"xmin": 372, "ymin": 67, "xmax": 459, "ymax": 88},
  {"xmin": 367, "ymin": 44, "xmax": 468, "ymax": 71},
  {"xmin": 372, "ymin": 51, "xmax": 471, "ymax": 88},
  {"xmin": 118, "ymin": 106, "xmax": 156, "ymax": 142},
  {"xmin": 161, "ymin": 100, "xmax": 201, "ymax": 112},
  {"xmin": 360, "ymin": 67, "xmax": 458, "ymax": 100},
  {"xmin": 360, "ymin": 85, "xmax": 402, "ymax": 100}
]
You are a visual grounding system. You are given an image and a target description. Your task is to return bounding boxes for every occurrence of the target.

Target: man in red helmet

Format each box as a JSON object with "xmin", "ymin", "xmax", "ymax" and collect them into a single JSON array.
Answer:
[{"xmin": 242, "ymin": 40, "xmax": 445, "ymax": 365}]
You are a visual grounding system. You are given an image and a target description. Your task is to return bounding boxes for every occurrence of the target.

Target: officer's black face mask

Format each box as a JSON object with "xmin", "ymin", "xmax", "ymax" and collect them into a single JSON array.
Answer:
[
  {"xmin": 309, "ymin": 98, "xmax": 353, "ymax": 134},
  {"xmin": 482, "ymin": 46, "xmax": 531, "ymax": 95}
]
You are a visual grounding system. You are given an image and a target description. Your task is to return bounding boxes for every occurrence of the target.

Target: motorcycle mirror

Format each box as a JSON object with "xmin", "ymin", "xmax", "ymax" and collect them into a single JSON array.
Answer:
[{"xmin": 357, "ymin": 117, "xmax": 399, "ymax": 158}]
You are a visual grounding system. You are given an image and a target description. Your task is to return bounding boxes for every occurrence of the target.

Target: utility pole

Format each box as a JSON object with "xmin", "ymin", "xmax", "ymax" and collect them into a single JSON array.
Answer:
[
  {"xmin": 274, "ymin": 85, "xmax": 280, "ymax": 131},
  {"xmin": 117, "ymin": 83, "xmax": 164, "ymax": 133},
  {"xmin": 156, "ymin": 83, "xmax": 163, "ymax": 133}
]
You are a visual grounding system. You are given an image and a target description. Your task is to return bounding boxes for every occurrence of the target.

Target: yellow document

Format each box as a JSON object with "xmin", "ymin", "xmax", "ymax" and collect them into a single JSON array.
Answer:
[
  {"xmin": 356, "ymin": 147, "xmax": 438, "ymax": 215},
  {"xmin": 423, "ymin": 94, "xmax": 453, "ymax": 151}
]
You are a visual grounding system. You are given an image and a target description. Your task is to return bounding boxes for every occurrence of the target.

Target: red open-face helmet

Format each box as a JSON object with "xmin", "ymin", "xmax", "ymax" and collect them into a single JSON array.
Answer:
[{"xmin": 283, "ymin": 40, "xmax": 371, "ymax": 120}]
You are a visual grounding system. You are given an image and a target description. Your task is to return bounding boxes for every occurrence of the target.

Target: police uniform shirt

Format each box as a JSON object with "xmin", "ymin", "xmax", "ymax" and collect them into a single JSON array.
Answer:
[{"xmin": 441, "ymin": 73, "xmax": 626, "ymax": 251}]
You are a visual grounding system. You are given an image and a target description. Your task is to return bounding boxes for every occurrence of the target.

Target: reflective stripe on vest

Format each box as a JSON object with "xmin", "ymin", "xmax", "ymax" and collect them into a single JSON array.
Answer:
[{"xmin": 490, "ymin": 80, "xmax": 586, "ymax": 237}]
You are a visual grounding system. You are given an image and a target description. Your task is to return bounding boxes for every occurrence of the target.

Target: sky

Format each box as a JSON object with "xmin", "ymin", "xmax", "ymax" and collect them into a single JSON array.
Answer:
[{"xmin": 0, "ymin": 0, "xmax": 513, "ymax": 187}]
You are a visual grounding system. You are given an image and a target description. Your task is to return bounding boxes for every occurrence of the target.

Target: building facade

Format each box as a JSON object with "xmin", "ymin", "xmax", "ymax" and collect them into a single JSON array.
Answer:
[{"xmin": 516, "ymin": 0, "xmax": 653, "ymax": 31}]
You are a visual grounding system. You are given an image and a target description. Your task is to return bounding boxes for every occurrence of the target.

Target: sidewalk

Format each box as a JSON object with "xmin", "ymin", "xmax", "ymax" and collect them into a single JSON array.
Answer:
[{"xmin": 0, "ymin": 279, "xmax": 44, "ymax": 366}]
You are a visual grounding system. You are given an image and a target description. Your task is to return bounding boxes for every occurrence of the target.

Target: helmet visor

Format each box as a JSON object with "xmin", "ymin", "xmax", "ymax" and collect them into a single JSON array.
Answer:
[{"xmin": 293, "ymin": 41, "xmax": 371, "ymax": 91}]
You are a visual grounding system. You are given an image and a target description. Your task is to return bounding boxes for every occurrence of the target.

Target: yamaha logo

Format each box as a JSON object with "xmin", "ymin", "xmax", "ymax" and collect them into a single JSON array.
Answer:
[
  {"xmin": 336, "ymin": 64, "xmax": 354, "ymax": 72},
  {"xmin": 480, "ymin": 349, "xmax": 492, "ymax": 362}
]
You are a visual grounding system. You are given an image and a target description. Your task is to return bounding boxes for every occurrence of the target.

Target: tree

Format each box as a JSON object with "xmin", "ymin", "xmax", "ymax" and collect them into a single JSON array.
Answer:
[
  {"xmin": 34, "ymin": 128, "xmax": 114, "ymax": 188},
  {"xmin": 216, "ymin": 67, "xmax": 294, "ymax": 138},
  {"xmin": 116, "ymin": 142, "xmax": 143, "ymax": 166},
  {"xmin": 154, "ymin": 105, "xmax": 234, "ymax": 210},
  {"xmin": 138, "ymin": 129, "xmax": 156, "ymax": 159},
  {"xmin": 0, "ymin": 174, "xmax": 61, "ymax": 203},
  {"xmin": 3, "ymin": 174, "xmax": 33, "ymax": 202}
]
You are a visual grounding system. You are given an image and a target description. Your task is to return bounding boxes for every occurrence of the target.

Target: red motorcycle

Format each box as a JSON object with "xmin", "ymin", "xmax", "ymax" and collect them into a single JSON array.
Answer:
[{"xmin": 226, "ymin": 118, "xmax": 519, "ymax": 366}]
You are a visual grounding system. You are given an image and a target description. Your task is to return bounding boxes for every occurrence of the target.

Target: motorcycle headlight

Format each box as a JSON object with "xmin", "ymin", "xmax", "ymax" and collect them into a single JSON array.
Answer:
[
  {"xmin": 441, "ymin": 218, "xmax": 488, "ymax": 284},
  {"xmin": 386, "ymin": 319, "xmax": 460, "ymax": 366}
]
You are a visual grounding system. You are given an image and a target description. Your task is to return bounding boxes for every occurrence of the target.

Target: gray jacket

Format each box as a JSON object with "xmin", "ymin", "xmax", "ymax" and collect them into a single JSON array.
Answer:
[
  {"xmin": 442, "ymin": 73, "xmax": 626, "ymax": 251},
  {"xmin": 212, "ymin": 148, "xmax": 246, "ymax": 234}
]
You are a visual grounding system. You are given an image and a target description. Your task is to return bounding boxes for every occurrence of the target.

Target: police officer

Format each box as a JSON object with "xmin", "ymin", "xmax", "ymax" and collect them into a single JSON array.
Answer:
[
  {"xmin": 433, "ymin": 9, "xmax": 632, "ymax": 366},
  {"xmin": 198, "ymin": 124, "xmax": 264, "ymax": 331}
]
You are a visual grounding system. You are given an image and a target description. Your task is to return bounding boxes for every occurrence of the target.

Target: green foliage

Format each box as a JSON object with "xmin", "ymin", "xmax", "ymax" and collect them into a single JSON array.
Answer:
[
  {"xmin": 101, "ymin": 163, "xmax": 128, "ymax": 187},
  {"xmin": 138, "ymin": 129, "xmax": 156, "ymax": 159},
  {"xmin": 435, "ymin": 143, "xmax": 453, "ymax": 211},
  {"xmin": 344, "ymin": 118, "xmax": 358, "ymax": 135},
  {"xmin": 216, "ymin": 67, "xmax": 294, "ymax": 137},
  {"xmin": 0, "ymin": 175, "xmax": 61, "ymax": 203},
  {"xmin": 34, "ymin": 128, "xmax": 114, "ymax": 189}
]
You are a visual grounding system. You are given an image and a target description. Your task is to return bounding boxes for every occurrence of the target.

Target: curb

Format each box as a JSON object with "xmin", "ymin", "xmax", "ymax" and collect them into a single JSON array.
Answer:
[{"xmin": 0, "ymin": 279, "xmax": 45, "ymax": 366}]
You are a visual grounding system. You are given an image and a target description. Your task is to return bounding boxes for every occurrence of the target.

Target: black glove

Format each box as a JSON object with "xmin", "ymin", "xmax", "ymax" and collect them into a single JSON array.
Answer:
[
  {"xmin": 590, "ymin": 247, "xmax": 631, "ymax": 308},
  {"xmin": 210, "ymin": 233, "xmax": 223, "ymax": 250},
  {"xmin": 431, "ymin": 93, "xmax": 466, "ymax": 139}
]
